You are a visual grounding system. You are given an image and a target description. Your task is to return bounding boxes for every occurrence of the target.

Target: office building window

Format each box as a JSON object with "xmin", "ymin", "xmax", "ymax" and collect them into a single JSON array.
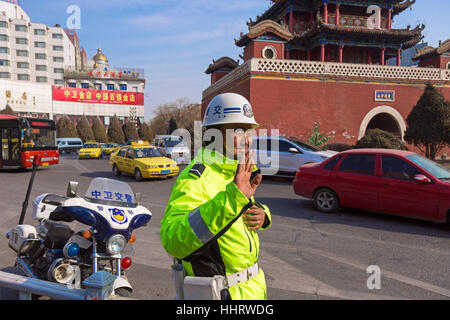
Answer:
[
  {"xmin": 36, "ymin": 76, "xmax": 47, "ymax": 83},
  {"xmin": 119, "ymin": 84, "xmax": 127, "ymax": 91},
  {"xmin": 0, "ymin": 47, "xmax": 9, "ymax": 54},
  {"xmin": 95, "ymin": 83, "xmax": 102, "ymax": 90},
  {"xmin": 54, "ymin": 68, "xmax": 64, "ymax": 74},
  {"xmin": 53, "ymin": 56, "xmax": 64, "ymax": 63},
  {"xmin": 54, "ymin": 79, "xmax": 64, "ymax": 85},
  {"xmin": 17, "ymin": 62, "xmax": 29, "ymax": 69},
  {"xmin": 68, "ymin": 82, "xmax": 77, "ymax": 88},
  {"xmin": 0, "ymin": 72, "xmax": 10, "ymax": 78},
  {"xmin": 81, "ymin": 83, "xmax": 90, "ymax": 89},
  {"xmin": 53, "ymin": 45, "xmax": 63, "ymax": 51},
  {"xmin": 0, "ymin": 34, "xmax": 8, "ymax": 41},
  {"xmin": 0, "ymin": 60, "xmax": 9, "ymax": 66},
  {"xmin": 36, "ymin": 65, "xmax": 47, "ymax": 71},
  {"xmin": 35, "ymin": 53, "xmax": 46, "ymax": 59},
  {"xmin": 0, "ymin": 21, "xmax": 7, "ymax": 28},
  {"xmin": 17, "ymin": 74, "xmax": 30, "ymax": 81},
  {"xmin": 15, "ymin": 25, "xmax": 27, "ymax": 32},
  {"xmin": 16, "ymin": 50, "xmax": 28, "ymax": 57},
  {"xmin": 16, "ymin": 38, "xmax": 28, "ymax": 45},
  {"xmin": 52, "ymin": 33, "xmax": 63, "ymax": 39},
  {"xmin": 34, "ymin": 29, "xmax": 46, "ymax": 36},
  {"xmin": 34, "ymin": 41, "xmax": 46, "ymax": 48},
  {"xmin": 107, "ymin": 84, "xmax": 115, "ymax": 91}
]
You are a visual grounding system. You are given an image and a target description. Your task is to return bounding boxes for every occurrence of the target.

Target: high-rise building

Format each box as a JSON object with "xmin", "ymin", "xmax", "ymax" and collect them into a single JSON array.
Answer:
[{"xmin": 0, "ymin": 0, "xmax": 76, "ymax": 85}]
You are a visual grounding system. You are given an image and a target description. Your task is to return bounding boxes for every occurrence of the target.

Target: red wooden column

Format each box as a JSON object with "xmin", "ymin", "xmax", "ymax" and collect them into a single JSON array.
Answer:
[
  {"xmin": 338, "ymin": 45, "xmax": 344, "ymax": 63},
  {"xmin": 380, "ymin": 48, "xmax": 385, "ymax": 65},
  {"xmin": 307, "ymin": 50, "xmax": 311, "ymax": 61},
  {"xmin": 336, "ymin": 4, "xmax": 340, "ymax": 25},
  {"xmin": 367, "ymin": 48, "xmax": 373, "ymax": 64},
  {"xmin": 310, "ymin": 12, "xmax": 314, "ymax": 27},
  {"xmin": 397, "ymin": 49, "xmax": 402, "ymax": 66},
  {"xmin": 286, "ymin": 48, "xmax": 290, "ymax": 60},
  {"xmin": 324, "ymin": 3, "xmax": 328, "ymax": 24},
  {"xmin": 388, "ymin": 9, "xmax": 392, "ymax": 30},
  {"xmin": 320, "ymin": 44, "xmax": 326, "ymax": 62},
  {"xmin": 289, "ymin": 9, "xmax": 294, "ymax": 32}
]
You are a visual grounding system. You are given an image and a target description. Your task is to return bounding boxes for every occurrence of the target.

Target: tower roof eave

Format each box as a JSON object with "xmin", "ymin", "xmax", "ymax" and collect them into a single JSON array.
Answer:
[
  {"xmin": 205, "ymin": 57, "xmax": 239, "ymax": 74},
  {"xmin": 235, "ymin": 19, "xmax": 293, "ymax": 47},
  {"xmin": 412, "ymin": 39, "xmax": 450, "ymax": 61}
]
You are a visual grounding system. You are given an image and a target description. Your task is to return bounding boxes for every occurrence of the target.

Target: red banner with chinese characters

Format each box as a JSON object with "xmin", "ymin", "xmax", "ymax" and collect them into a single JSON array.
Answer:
[{"xmin": 52, "ymin": 86, "xmax": 144, "ymax": 106}]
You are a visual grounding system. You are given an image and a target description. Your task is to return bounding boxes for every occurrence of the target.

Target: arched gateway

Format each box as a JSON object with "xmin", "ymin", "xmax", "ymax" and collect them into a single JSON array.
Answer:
[{"xmin": 359, "ymin": 106, "xmax": 406, "ymax": 141}]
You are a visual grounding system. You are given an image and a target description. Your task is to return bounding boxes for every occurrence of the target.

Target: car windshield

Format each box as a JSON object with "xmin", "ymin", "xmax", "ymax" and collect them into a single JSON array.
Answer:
[
  {"xmin": 163, "ymin": 137, "xmax": 185, "ymax": 148},
  {"xmin": 286, "ymin": 137, "xmax": 320, "ymax": 152},
  {"xmin": 84, "ymin": 144, "xmax": 99, "ymax": 148},
  {"xmin": 85, "ymin": 177, "xmax": 137, "ymax": 208},
  {"xmin": 406, "ymin": 154, "xmax": 450, "ymax": 181},
  {"xmin": 134, "ymin": 147, "xmax": 163, "ymax": 158}
]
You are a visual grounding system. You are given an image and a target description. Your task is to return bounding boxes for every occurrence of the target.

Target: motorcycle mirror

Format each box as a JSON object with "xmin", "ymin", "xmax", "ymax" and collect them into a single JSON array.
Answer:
[
  {"xmin": 66, "ymin": 181, "xmax": 79, "ymax": 198},
  {"xmin": 135, "ymin": 192, "xmax": 142, "ymax": 204}
]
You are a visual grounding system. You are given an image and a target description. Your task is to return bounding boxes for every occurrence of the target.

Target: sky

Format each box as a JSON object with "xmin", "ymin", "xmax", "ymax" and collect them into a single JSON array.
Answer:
[{"xmin": 18, "ymin": 0, "xmax": 450, "ymax": 121}]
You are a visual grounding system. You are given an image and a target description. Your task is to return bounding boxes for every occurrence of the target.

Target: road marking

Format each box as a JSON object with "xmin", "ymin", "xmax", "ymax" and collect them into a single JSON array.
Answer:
[
  {"xmin": 262, "ymin": 250, "xmax": 406, "ymax": 300},
  {"xmin": 301, "ymin": 246, "xmax": 450, "ymax": 298},
  {"xmin": 273, "ymin": 221, "xmax": 450, "ymax": 256},
  {"xmin": 71, "ymin": 159, "xmax": 93, "ymax": 173}
]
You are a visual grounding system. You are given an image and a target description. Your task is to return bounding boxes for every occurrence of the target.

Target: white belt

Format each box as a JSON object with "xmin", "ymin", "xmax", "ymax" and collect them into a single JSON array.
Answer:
[{"xmin": 226, "ymin": 262, "xmax": 259, "ymax": 288}]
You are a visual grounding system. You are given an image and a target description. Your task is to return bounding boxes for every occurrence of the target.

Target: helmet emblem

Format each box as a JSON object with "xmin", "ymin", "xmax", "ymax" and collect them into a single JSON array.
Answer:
[{"xmin": 243, "ymin": 104, "xmax": 254, "ymax": 118}]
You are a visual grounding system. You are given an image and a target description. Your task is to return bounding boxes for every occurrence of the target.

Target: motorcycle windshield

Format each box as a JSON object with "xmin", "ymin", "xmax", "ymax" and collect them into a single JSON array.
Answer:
[{"xmin": 85, "ymin": 178, "xmax": 137, "ymax": 208}]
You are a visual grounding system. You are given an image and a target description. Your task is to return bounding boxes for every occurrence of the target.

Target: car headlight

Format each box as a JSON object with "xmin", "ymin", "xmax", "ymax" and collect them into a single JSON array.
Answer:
[
  {"xmin": 106, "ymin": 234, "xmax": 126, "ymax": 255},
  {"xmin": 147, "ymin": 165, "xmax": 158, "ymax": 169}
]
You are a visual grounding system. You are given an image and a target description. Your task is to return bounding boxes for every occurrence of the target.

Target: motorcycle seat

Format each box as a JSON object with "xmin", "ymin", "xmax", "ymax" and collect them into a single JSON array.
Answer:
[
  {"xmin": 43, "ymin": 194, "xmax": 68, "ymax": 207},
  {"xmin": 44, "ymin": 220, "xmax": 74, "ymax": 249}
]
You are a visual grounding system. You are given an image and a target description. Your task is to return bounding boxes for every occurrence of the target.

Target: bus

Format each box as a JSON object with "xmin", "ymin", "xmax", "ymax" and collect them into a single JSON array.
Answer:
[{"xmin": 0, "ymin": 115, "xmax": 59, "ymax": 169}]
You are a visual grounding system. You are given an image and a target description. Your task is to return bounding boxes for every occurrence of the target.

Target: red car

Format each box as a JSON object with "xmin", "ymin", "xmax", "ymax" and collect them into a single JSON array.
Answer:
[{"xmin": 293, "ymin": 149, "xmax": 450, "ymax": 224}]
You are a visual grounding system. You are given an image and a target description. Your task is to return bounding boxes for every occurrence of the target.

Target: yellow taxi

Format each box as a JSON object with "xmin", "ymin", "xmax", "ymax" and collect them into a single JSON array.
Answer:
[
  {"xmin": 110, "ymin": 141, "xmax": 179, "ymax": 181},
  {"xmin": 101, "ymin": 143, "xmax": 119, "ymax": 155},
  {"xmin": 78, "ymin": 141, "xmax": 102, "ymax": 159}
]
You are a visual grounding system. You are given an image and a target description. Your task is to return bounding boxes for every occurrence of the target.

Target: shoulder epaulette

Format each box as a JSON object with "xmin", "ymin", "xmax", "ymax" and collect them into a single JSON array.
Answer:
[{"xmin": 189, "ymin": 163, "xmax": 206, "ymax": 178}]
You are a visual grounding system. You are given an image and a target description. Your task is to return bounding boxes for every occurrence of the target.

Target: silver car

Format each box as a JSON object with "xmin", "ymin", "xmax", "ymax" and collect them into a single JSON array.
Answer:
[
  {"xmin": 253, "ymin": 136, "xmax": 337, "ymax": 177},
  {"xmin": 154, "ymin": 135, "xmax": 191, "ymax": 165}
]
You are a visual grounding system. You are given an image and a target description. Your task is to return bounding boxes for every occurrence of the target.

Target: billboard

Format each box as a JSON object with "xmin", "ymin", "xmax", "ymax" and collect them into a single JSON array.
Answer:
[{"xmin": 52, "ymin": 86, "xmax": 144, "ymax": 106}]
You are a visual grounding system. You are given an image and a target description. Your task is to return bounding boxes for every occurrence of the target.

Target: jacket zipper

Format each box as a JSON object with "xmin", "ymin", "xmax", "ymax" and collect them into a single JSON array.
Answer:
[{"xmin": 244, "ymin": 224, "xmax": 252, "ymax": 252}]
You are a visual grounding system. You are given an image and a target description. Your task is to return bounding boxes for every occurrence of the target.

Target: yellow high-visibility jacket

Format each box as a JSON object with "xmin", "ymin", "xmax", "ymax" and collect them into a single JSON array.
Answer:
[{"xmin": 160, "ymin": 147, "xmax": 272, "ymax": 300}]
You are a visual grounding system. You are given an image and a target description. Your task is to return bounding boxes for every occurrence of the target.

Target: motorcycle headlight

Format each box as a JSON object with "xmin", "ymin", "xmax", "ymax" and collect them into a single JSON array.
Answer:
[{"xmin": 106, "ymin": 234, "xmax": 126, "ymax": 255}]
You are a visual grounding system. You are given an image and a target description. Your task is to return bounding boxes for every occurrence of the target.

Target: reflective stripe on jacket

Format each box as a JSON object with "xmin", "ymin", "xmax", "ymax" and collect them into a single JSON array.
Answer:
[{"xmin": 160, "ymin": 147, "xmax": 272, "ymax": 300}]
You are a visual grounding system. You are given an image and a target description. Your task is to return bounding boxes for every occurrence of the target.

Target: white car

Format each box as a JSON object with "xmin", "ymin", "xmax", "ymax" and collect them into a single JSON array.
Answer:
[
  {"xmin": 154, "ymin": 135, "xmax": 191, "ymax": 165},
  {"xmin": 253, "ymin": 136, "xmax": 337, "ymax": 177}
]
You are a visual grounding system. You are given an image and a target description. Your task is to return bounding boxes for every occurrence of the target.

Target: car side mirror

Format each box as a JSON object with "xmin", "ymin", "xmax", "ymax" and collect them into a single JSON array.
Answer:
[
  {"xmin": 66, "ymin": 181, "xmax": 79, "ymax": 197},
  {"xmin": 288, "ymin": 147, "xmax": 299, "ymax": 153},
  {"xmin": 414, "ymin": 175, "xmax": 431, "ymax": 184}
]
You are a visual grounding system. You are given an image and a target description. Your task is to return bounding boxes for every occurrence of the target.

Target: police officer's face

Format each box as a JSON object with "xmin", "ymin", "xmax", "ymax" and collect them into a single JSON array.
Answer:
[{"xmin": 220, "ymin": 125, "xmax": 254, "ymax": 159}]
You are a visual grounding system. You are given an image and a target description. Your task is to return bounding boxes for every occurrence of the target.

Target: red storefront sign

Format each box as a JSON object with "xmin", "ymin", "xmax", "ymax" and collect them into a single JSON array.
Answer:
[{"xmin": 52, "ymin": 86, "xmax": 144, "ymax": 106}]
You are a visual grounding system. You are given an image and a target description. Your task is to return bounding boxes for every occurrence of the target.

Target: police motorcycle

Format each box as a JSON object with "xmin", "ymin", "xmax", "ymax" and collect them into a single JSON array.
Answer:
[{"xmin": 6, "ymin": 176, "xmax": 152, "ymax": 298}]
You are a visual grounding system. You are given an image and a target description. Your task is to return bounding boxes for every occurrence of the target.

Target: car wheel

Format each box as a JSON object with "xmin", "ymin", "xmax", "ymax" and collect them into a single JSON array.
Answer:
[
  {"xmin": 113, "ymin": 164, "xmax": 121, "ymax": 177},
  {"xmin": 134, "ymin": 168, "xmax": 143, "ymax": 182},
  {"xmin": 314, "ymin": 188, "xmax": 339, "ymax": 213}
]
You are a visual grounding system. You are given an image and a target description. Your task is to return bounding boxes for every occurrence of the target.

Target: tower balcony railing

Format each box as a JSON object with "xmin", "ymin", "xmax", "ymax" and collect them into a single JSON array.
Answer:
[{"xmin": 203, "ymin": 58, "xmax": 450, "ymax": 99}]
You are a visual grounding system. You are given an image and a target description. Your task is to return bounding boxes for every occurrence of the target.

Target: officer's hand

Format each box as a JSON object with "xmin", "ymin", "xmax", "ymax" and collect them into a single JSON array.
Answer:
[
  {"xmin": 243, "ymin": 205, "xmax": 266, "ymax": 230},
  {"xmin": 234, "ymin": 150, "xmax": 258, "ymax": 199}
]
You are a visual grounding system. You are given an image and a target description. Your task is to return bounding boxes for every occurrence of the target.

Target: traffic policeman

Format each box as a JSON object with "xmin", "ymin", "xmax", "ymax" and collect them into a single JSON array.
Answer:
[{"xmin": 160, "ymin": 93, "xmax": 272, "ymax": 300}]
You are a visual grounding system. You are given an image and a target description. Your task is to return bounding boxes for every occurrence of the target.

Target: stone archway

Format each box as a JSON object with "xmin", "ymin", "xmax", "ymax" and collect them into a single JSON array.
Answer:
[{"xmin": 359, "ymin": 106, "xmax": 406, "ymax": 141}]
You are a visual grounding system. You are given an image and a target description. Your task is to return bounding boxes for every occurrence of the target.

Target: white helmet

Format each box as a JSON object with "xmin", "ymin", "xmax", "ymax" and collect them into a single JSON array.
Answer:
[{"xmin": 203, "ymin": 93, "xmax": 259, "ymax": 128}]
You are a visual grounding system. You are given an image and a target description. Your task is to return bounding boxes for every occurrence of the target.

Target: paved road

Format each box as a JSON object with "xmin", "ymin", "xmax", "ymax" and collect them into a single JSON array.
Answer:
[{"xmin": 0, "ymin": 155, "xmax": 449, "ymax": 300}]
